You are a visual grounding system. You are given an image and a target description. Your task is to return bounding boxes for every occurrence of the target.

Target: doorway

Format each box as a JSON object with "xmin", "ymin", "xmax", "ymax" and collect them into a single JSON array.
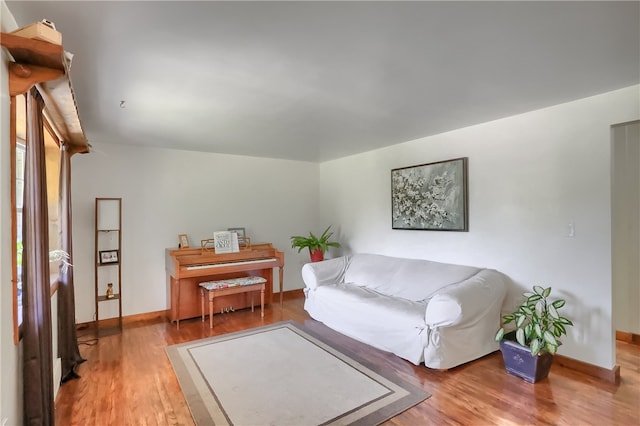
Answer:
[{"xmin": 611, "ymin": 120, "xmax": 640, "ymax": 343}]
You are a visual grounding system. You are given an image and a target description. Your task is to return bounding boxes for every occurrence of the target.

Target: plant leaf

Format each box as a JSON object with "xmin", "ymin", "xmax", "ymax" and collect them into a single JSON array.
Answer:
[
  {"xmin": 505, "ymin": 285, "xmax": 574, "ymax": 354},
  {"xmin": 530, "ymin": 339, "xmax": 542, "ymax": 356},
  {"xmin": 558, "ymin": 317, "xmax": 573, "ymax": 326},
  {"xmin": 495, "ymin": 328, "xmax": 505, "ymax": 342},
  {"xmin": 516, "ymin": 328, "xmax": 526, "ymax": 346},
  {"xmin": 525, "ymin": 323, "xmax": 533, "ymax": 339},
  {"xmin": 543, "ymin": 330, "xmax": 558, "ymax": 346},
  {"xmin": 534, "ymin": 323, "xmax": 542, "ymax": 338},
  {"xmin": 528, "ymin": 294, "xmax": 542, "ymax": 303}
]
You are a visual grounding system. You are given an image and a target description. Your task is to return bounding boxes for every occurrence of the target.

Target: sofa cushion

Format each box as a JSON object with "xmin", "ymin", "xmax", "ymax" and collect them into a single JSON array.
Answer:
[
  {"xmin": 306, "ymin": 283, "xmax": 428, "ymax": 364},
  {"xmin": 343, "ymin": 254, "xmax": 481, "ymax": 302}
]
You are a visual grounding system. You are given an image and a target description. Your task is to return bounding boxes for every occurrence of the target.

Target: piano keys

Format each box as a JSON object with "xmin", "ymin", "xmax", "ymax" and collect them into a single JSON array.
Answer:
[
  {"xmin": 185, "ymin": 257, "xmax": 277, "ymax": 270},
  {"xmin": 165, "ymin": 243, "xmax": 284, "ymax": 328}
]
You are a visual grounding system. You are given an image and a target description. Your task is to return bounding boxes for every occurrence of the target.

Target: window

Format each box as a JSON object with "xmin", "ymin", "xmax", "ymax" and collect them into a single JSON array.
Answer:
[
  {"xmin": 12, "ymin": 94, "xmax": 26, "ymax": 335},
  {"xmin": 15, "ymin": 143, "xmax": 25, "ymax": 325},
  {"xmin": 44, "ymin": 121, "xmax": 62, "ymax": 283}
]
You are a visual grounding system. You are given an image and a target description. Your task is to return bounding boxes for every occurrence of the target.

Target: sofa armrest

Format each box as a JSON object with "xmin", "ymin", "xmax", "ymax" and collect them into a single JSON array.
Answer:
[
  {"xmin": 425, "ymin": 269, "xmax": 507, "ymax": 327},
  {"xmin": 301, "ymin": 256, "xmax": 350, "ymax": 290}
]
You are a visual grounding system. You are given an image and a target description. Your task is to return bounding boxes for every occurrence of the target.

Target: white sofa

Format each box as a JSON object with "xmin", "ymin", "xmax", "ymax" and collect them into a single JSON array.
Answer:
[{"xmin": 302, "ymin": 253, "xmax": 508, "ymax": 369}]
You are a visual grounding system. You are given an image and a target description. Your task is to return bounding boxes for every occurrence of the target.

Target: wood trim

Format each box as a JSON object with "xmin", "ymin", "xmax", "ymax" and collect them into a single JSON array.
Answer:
[
  {"xmin": 1, "ymin": 32, "xmax": 89, "ymax": 154},
  {"xmin": 77, "ymin": 294, "xmax": 624, "ymax": 387},
  {"xmin": 7, "ymin": 62, "xmax": 63, "ymax": 96},
  {"xmin": 554, "ymin": 354, "xmax": 620, "ymax": 385},
  {"xmin": 77, "ymin": 310, "xmax": 170, "ymax": 330},
  {"xmin": 77, "ymin": 291, "xmax": 303, "ymax": 330},
  {"xmin": 273, "ymin": 288, "xmax": 305, "ymax": 301},
  {"xmin": 616, "ymin": 330, "xmax": 640, "ymax": 345},
  {"xmin": 50, "ymin": 280, "xmax": 59, "ymax": 296},
  {"xmin": 0, "ymin": 33, "xmax": 65, "ymax": 70}
]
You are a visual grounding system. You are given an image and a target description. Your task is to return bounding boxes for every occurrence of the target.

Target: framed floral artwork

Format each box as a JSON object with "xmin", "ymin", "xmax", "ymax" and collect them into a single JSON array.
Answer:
[{"xmin": 391, "ymin": 157, "xmax": 468, "ymax": 231}]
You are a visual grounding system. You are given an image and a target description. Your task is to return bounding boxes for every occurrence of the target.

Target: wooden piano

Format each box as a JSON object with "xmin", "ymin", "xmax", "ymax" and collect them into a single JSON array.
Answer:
[{"xmin": 165, "ymin": 243, "xmax": 284, "ymax": 328}]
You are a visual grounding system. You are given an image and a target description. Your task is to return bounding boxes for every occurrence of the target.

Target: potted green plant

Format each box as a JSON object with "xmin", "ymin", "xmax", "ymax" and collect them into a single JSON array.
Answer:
[
  {"xmin": 495, "ymin": 285, "xmax": 573, "ymax": 383},
  {"xmin": 290, "ymin": 225, "xmax": 341, "ymax": 262}
]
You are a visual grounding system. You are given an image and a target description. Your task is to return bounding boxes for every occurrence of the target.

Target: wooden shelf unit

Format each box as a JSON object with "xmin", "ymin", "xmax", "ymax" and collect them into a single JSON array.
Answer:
[
  {"xmin": 94, "ymin": 198, "xmax": 123, "ymax": 335},
  {"xmin": 97, "ymin": 294, "xmax": 121, "ymax": 303}
]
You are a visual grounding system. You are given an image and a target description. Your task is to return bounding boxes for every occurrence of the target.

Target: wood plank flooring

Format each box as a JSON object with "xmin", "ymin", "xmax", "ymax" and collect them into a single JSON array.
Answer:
[{"xmin": 58, "ymin": 297, "xmax": 640, "ymax": 425}]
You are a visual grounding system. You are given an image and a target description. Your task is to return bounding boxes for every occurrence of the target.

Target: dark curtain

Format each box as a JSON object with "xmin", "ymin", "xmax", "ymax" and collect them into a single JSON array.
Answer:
[
  {"xmin": 58, "ymin": 142, "xmax": 86, "ymax": 383},
  {"xmin": 22, "ymin": 88, "xmax": 54, "ymax": 425}
]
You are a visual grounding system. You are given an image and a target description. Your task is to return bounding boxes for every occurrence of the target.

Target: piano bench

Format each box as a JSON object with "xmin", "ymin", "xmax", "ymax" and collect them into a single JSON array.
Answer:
[{"xmin": 199, "ymin": 276, "xmax": 267, "ymax": 329}]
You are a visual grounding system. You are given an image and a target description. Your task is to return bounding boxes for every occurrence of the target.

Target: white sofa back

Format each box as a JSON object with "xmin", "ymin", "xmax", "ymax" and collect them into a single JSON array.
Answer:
[{"xmin": 343, "ymin": 254, "xmax": 481, "ymax": 302}]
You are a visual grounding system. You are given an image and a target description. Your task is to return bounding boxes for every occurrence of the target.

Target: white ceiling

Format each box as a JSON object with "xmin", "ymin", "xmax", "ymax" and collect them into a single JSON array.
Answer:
[{"xmin": 6, "ymin": 1, "xmax": 639, "ymax": 162}]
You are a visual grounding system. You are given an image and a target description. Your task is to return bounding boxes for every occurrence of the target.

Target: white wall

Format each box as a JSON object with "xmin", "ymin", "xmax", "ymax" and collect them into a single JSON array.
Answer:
[
  {"xmin": 319, "ymin": 86, "xmax": 640, "ymax": 370},
  {"xmin": 71, "ymin": 143, "xmax": 319, "ymax": 323}
]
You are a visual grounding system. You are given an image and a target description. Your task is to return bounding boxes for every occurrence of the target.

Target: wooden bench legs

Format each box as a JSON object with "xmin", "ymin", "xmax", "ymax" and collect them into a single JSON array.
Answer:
[{"xmin": 200, "ymin": 283, "xmax": 265, "ymax": 329}]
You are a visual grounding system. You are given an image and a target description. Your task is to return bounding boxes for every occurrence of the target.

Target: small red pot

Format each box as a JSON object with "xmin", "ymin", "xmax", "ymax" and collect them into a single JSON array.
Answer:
[{"xmin": 309, "ymin": 248, "xmax": 324, "ymax": 262}]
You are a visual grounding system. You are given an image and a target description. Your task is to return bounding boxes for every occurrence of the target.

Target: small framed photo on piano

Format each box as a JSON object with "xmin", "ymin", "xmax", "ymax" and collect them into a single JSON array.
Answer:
[
  {"xmin": 228, "ymin": 227, "xmax": 250, "ymax": 248},
  {"xmin": 227, "ymin": 228, "xmax": 246, "ymax": 240},
  {"xmin": 178, "ymin": 234, "xmax": 189, "ymax": 249}
]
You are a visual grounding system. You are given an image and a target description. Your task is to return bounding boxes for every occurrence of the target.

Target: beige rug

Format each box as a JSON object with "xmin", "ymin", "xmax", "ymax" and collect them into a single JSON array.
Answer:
[{"xmin": 166, "ymin": 321, "xmax": 430, "ymax": 425}]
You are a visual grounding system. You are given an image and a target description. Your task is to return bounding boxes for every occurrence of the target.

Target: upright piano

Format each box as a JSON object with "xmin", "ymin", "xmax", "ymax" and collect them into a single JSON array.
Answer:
[{"xmin": 165, "ymin": 243, "xmax": 284, "ymax": 327}]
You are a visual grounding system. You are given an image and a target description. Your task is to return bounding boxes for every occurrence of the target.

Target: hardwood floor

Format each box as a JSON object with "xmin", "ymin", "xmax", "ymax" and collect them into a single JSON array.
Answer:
[{"xmin": 58, "ymin": 297, "xmax": 639, "ymax": 425}]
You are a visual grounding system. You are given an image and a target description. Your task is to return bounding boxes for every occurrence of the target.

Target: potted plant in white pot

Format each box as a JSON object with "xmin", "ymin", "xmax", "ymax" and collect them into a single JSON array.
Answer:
[
  {"xmin": 290, "ymin": 225, "xmax": 341, "ymax": 262},
  {"xmin": 495, "ymin": 285, "xmax": 573, "ymax": 383}
]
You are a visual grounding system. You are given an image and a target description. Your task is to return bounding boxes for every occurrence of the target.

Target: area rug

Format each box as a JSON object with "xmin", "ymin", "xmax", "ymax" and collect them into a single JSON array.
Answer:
[{"xmin": 166, "ymin": 321, "xmax": 430, "ymax": 425}]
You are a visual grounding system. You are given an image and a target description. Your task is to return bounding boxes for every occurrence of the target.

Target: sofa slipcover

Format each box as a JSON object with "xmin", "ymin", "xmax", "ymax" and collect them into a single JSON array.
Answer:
[{"xmin": 302, "ymin": 253, "xmax": 507, "ymax": 369}]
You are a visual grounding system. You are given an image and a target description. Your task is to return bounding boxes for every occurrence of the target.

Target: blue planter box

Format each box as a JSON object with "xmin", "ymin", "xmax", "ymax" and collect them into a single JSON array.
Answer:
[{"xmin": 500, "ymin": 331, "xmax": 553, "ymax": 383}]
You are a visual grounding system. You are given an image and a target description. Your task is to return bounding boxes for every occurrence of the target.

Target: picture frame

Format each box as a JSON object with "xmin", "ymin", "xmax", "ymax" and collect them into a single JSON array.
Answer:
[
  {"xmin": 391, "ymin": 157, "xmax": 468, "ymax": 231},
  {"xmin": 227, "ymin": 227, "xmax": 246, "ymax": 240},
  {"xmin": 178, "ymin": 234, "xmax": 189, "ymax": 249},
  {"xmin": 228, "ymin": 227, "xmax": 250, "ymax": 249},
  {"xmin": 99, "ymin": 250, "xmax": 119, "ymax": 264}
]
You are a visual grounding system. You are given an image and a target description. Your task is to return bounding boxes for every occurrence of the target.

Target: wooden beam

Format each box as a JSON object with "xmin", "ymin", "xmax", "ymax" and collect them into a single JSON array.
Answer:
[
  {"xmin": 8, "ymin": 62, "xmax": 63, "ymax": 96},
  {"xmin": 37, "ymin": 76, "xmax": 89, "ymax": 154},
  {"xmin": 2, "ymin": 31, "xmax": 89, "ymax": 154},
  {"xmin": 0, "ymin": 32, "xmax": 65, "ymax": 70}
]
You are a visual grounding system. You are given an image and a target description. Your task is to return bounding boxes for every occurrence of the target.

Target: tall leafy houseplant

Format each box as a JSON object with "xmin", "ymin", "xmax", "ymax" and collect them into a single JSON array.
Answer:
[
  {"xmin": 495, "ymin": 285, "xmax": 573, "ymax": 383},
  {"xmin": 290, "ymin": 225, "xmax": 341, "ymax": 262}
]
